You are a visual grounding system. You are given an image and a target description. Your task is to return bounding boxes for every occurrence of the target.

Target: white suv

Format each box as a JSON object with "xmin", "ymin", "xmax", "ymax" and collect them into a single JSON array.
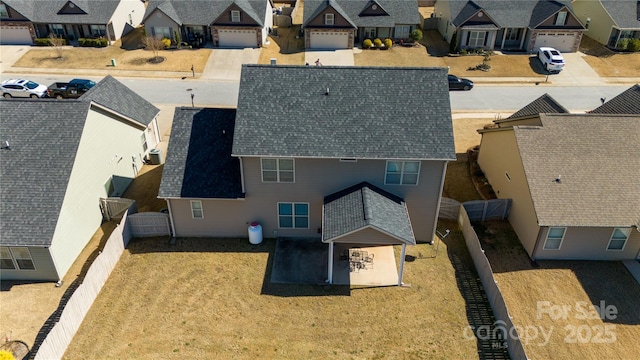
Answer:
[
  {"xmin": 1, "ymin": 79, "xmax": 48, "ymax": 99},
  {"xmin": 537, "ymin": 47, "xmax": 565, "ymax": 73}
]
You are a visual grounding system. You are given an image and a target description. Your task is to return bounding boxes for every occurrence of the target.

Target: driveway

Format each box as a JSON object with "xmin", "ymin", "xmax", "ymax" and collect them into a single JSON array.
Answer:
[
  {"xmin": 200, "ymin": 48, "xmax": 261, "ymax": 81},
  {"xmin": 0, "ymin": 45, "xmax": 30, "ymax": 74},
  {"xmin": 549, "ymin": 51, "xmax": 606, "ymax": 86},
  {"xmin": 304, "ymin": 49, "xmax": 355, "ymax": 66}
]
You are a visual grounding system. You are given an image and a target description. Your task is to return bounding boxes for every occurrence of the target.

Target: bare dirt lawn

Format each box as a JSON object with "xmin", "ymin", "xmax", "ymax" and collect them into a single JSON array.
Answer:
[
  {"xmin": 579, "ymin": 36, "xmax": 640, "ymax": 77},
  {"xmin": 258, "ymin": 26, "xmax": 305, "ymax": 65}
]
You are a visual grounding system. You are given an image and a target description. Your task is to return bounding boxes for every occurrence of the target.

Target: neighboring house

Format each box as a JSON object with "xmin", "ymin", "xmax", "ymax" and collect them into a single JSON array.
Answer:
[
  {"xmin": 158, "ymin": 66, "xmax": 455, "ymax": 269},
  {"xmin": 142, "ymin": 0, "xmax": 274, "ymax": 48},
  {"xmin": 493, "ymin": 93, "xmax": 569, "ymax": 127},
  {"xmin": 589, "ymin": 84, "xmax": 640, "ymax": 114},
  {"xmin": 0, "ymin": 0, "xmax": 144, "ymax": 45},
  {"xmin": 0, "ymin": 76, "xmax": 160, "ymax": 281},
  {"xmin": 302, "ymin": 0, "xmax": 420, "ymax": 49},
  {"xmin": 435, "ymin": 0, "xmax": 586, "ymax": 53},
  {"xmin": 572, "ymin": 0, "xmax": 640, "ymax": 49},
  {"xmin": 477, "ymin": 113, "xmax": 640, "ymax": 260}
]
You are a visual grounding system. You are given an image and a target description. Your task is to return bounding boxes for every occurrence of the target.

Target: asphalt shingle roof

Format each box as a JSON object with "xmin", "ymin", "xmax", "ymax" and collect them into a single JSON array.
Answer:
[
  {"xmin": 233, "ymin": 65, "xmax": 455, "ymax": 160},
  {"xmin": 514, "ymin": 114, "xmax": 640, "ymax": 227},
  {"xmin": 80, "ymin": 75, "xmax": 159, "ymax": 125},
  {"xmin": 143, "ymin": 0, "xmax": 268, "ymax": 27},
  {"xmin": 158, "ymin": 107, "xmax": 244, "ymax": 199},
  {"xmin": 322, "ymin": 182, "xmax": 415, "ymax": 244},
  {"xmin": 506, "ymin": 93, "xmax": 569, "ymax": 119},
  {"xmin": 303, "ymin": 0, "xmax": 420, "ymax": 28},
  {"xmin": 3, "ymin": 0, "xmax": 120, "ymax": 24},
  {"xmin": 600, "ymin": 0, "xmax": 640, "ymax": 29},
  {"xmin": 448, "ymin": 0, "xmax": 575, "ymax": 28},
  {"xmin": 590, "ymin": 84, "xmax": 640, "ymax": 114},
  {"xmin": 0, "ymin": 100, "xmax": 89, "ymax": 246}
]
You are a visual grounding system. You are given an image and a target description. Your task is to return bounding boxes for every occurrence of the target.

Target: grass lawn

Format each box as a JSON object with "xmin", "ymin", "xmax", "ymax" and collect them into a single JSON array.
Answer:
[
  {"xmin": 579, "ymin": 36, "xmax": 640, "ymax": 77},
  {"xmin": 257, "ymin": 26, "xmax": 305, "ymax": 65}
]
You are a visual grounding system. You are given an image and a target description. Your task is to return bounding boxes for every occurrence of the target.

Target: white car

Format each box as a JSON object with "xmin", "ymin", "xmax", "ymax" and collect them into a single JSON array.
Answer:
[
  {"xmin": 1, "ymin": 79, "xmax": 48, "ymax": 99},
  {"xmin": 537, "ymin": 47, "xmax": 565, "ymax": 73}
]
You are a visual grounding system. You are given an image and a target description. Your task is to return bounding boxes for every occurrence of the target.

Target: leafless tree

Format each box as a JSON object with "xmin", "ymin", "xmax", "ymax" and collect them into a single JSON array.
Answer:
[
  {"xmin": 142, "ymin": 36, "xmax": 166, "ymax": 61},
  {"xmin": 48, "ymin": 34, "xmax": 66, "ymax": 59}
]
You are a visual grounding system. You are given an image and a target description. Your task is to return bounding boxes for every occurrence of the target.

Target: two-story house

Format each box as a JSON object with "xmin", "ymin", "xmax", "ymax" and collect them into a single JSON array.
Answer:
[{"xmin": 158, "ymin": 66, "xmax": 455, "ymax": 264}]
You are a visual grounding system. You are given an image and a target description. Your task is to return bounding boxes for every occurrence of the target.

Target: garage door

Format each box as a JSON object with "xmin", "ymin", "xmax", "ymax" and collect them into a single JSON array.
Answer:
[
  {"xmin": 310, "ymin": 31, "xmax": 349, "ymax": 49},
  {"xmin": 0, "ymin": 26, "xmax": 33, "ymax": 45},
  {"xmin": 533, "ymin": 33, "xmax": 576, "ymax": 52},
  {"xmin": 218, "ymin": 29, "xmax": 257, "ymax": 48}
]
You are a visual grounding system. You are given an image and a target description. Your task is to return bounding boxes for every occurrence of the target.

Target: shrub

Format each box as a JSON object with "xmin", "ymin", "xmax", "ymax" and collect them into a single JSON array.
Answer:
[
  {"xmin": 460, "ymin": 48, "xmax": 468, "ymax": 55},
  {"xmin": 410, "ymin": 29, "xmax": 423, "ymax": 42},
  {"xmin": 78, "ymin": 38, "xmax": 108, "ymax": 47},
  {"xmin": 362, "ymin": 38, "xmax": 372, "ymax": 49},
  {"xmin": 384, "ymin": 38, "xmax": 393, "ymax": 49},
  {"xmin": 627, "ymin": 38, "xmax": 640, "ymax": 52},
  {"xmin": 373, "ymin": 38, "xmax": 382, "ymax": 48},
  {"xmin": 0, "ymin": 350, "xmax": 15, "ymax": 360},
  {"xmin": 449, "ymin": 31, "xmax": 458, "ymax": 53},
  {"xmin": 34, "ymin": 37, "xmax": 68, "ymax": 46},
  {"xmin": 161, "ymin": 37, "xmax": 171, "ymax": 48},
  {"xmin": 174, "ymin": 30, "xmax": 181, "ymax": 46},
  {"xmin": 616, "ymin": 38, "xmax": 629, "ymax": 50}
]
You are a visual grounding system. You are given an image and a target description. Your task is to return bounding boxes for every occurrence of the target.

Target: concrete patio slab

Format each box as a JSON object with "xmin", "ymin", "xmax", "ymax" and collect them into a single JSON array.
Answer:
[
  {"xmin": 331, "ymin": 244, "xmax": 399, "ymax": 287},
  {"xmin": 304, "ymin": 49, "xmax": 355, "ymax": 66}
]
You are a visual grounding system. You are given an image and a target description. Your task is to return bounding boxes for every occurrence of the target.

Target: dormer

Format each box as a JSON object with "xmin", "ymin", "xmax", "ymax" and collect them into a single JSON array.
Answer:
[
  {"xmin": 359, "ymin": 0, "xmax": 389, "ymax": 17},
  {"xmin": 58, "ymin": 1, "xmax": 87, "ymax": 15}
]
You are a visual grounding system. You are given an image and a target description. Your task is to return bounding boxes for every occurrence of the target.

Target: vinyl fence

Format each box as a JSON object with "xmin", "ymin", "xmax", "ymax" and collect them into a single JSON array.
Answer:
[
  {"xmin": 458, "ymin": 205, "xmax": 529, "ymax": 360},
  {"xmin": 32, "ymin": 209, "xmax": 134, "ymax": 360},
  {"xmin": 439, "ymin": 198, "xmax": 512, "ymax": 221}
]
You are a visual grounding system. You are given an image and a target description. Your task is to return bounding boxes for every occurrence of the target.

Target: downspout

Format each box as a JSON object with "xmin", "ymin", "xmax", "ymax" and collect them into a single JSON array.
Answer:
[
  {"xmin": 165, "ymin": 199, "xmax": 177, "ymax": 237},
  {"xmin": 530, "ymin": 226, "xmax": 544, "ymax": 260},
  {"xmin": 328, "ymin": 243, "xmax": 334, "ymax": 284},
  {"xmin": 430, "ymin": 160, "xmax": 450, "ymax": 242},
  {"xmin": 153, "ymin": 116, "xmax": 161, "ymax": 145},
  {"xmin": 238, "ymin": 157, "xmax": 246, "ymax": 194}
]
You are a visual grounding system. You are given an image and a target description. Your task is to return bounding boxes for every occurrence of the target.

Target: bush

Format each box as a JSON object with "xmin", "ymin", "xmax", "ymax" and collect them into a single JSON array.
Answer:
[
  {"xmin": 161, "ymin": 37, "xmax": 171, "ymax": 48},
  {"xmin": 616, "ymin": 38, "xmax": 629, "ymax": 50},
  {"xmin": 627, "ymin": 38, "xmax": 640, "ymax": 52},
  {"xmin": 34, "ymin": 37, "xmax": 67, "ymax": 46},
  {"xmin": 362, "ymin": 38, "xmax": 372, "ymax": 49},
  {"xmin": 78, "ymin": 38, "xmax": 108, "ymax": 47},
  {"xmin": 410, "ymin": 29, "xmax": 423, "ymax": 42},
  {"xmin": 384, "ymin": 38, "xmax": 393, "ymax": 49},
  {"xmin": 373, "ymin": 38, "xmax": 382, "ymax": 48}
]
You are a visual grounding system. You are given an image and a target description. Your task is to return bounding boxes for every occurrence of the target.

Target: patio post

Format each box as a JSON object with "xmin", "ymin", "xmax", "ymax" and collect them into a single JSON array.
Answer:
[
  {"xmin": 327, "ymin": 242, "xmax": 334, "ymax": 284},
  {"xmin": 398, "ymin": 243, "xmax": 407, "ymax": 286}
]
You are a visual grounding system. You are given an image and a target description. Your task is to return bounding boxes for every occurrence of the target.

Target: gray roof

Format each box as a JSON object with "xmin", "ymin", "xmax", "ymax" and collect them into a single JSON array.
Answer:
[
  {"xmin": 506, "ymin": 93, "xmax": 569, "ymax": 119},
  {"xmin": 303, "ymin": 0, "xmax": 420, "ymax": 28},
  {"xmin": 448, "ymin": 0, "xmax": 577, "ymax": 28},
  {"xmin": 590, "ymin": 84, "xmax": 640, "ymax": 114},
  {"xmin": 0, "ymin": 100, "xmax": 90, "ymax": 246},
  {"xmin": 600, "ymin": 0, "xmax": 640, "ymax": 29},
  {"xmin": 2, "ymin": 0, "xmax": 120, "ymax": 24},
  {"xmin": 322, "ymin": 182, "xmax": 415, "ymax": 244},
  {"xmin": 80, "ymin": 75, "xmax": 159, "ymax": 125},
  {"xmin": 158, "ymin": 107, "xmax": 244, "ymax": 199},
  {"xmin": 514, "ymin": 114, "xmax": 640, "ymax": 227},
  {"xmin": 233, "ymin": 65, "xmax": 455, "ymax": 160},
  {"xmin": 143, "ymin": 0, "xmax": 268, "ymax": 27}
]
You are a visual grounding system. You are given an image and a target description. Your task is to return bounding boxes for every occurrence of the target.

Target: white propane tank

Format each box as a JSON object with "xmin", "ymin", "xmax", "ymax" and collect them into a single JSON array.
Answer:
[{"xmin": 248, "ymin": 222, "xmax": 263, "ymax": 245}]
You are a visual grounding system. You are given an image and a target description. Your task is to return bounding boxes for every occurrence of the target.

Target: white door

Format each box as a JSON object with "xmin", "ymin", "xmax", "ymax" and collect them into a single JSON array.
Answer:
[
  {"xmin": 310, "ymin": 31, "xmax": 349, "ymax": 49},
  {"xmin": 217, "ymin": 29, "xmax": 257, "ymax": 48},
  {"xmin": 533, "ymin": 32, "xmax": 576, "ymax": 52},
  {"xmin": 0, "ymin": 26, "xmax": 33, "ymax": 45}
]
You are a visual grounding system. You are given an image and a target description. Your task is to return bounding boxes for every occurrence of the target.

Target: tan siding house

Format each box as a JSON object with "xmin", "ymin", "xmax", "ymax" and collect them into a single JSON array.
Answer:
[{"xmin": 572, "ymin": 0, "xmax": 640, "ymax": 48}]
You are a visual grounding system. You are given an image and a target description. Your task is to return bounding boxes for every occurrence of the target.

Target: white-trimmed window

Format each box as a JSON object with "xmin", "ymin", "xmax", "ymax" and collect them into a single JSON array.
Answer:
[
  {"xmin": 0, "ymin": 247, "xmax": 15, "ymax": 270},
  {"xmin": 190, "ymin": 200, "xmax": 203, "ymax": 219},
  {"xmin": 0, "ymin": 4, "xmax": 9, "ymax": 18},
  {"xmin": 261, "ymin": 158, "xmax": 294, "ymax": 183},
  {"xmin": 555, "ymin": 11, "xmax": 567, "ymax": 26},
  {"xmin": 607, "ymin": 228, "xmax": 630, "ymax": 251},
  {"xmin": 49, "ymin": 24, "xmax": 65, "ymax": 36},
  {"xmin": 278, "ymin": 202, "xmax": 309, "ymax": 228},
  {"xmin": 90, "ymin": 25, "xmax": 106, "ymax": 37},
  {"xmin": 385, "ymin": 161, "xmax": 420, "ymax": 185},
  {"xmin": 324, "ymin": 13, "xmax": 334, "ymax": 25},
  {"xmin": 505, "ymin": 28, "xmax": 520, "ymax": 41},
  {"xmin": 141, "ymin": 133, "xmax": 148, "ymax": 152},
  {"xmin": 543, "ymin": 227, "xmax": 566, "ymax": 250},
  {"xmin": 395, "ymin": 25, "xmax": 411, "ymax": 38},
  {"xmin": 153, "ymin": 26, "xmax": 171, "ymax": 39},
  {"xmin": 505, "ymin": 172, "xmax": 511, "ymax": 181},
  {"xmin": 1, "ymin": 247, "xmax": 35, "ymax": 270},
  {"xmin": 231, "ymin": 10, "xmax": 241, "ymax": 22},
  {"xmin": 467, "ymin": 31, "xmax": 486, "ymax": 47}
]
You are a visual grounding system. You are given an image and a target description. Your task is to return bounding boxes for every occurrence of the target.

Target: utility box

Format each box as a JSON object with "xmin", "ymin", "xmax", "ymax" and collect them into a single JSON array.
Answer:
[{"xmin": 149, "ymin": 149, "xmax": 163, "ymax": 165}]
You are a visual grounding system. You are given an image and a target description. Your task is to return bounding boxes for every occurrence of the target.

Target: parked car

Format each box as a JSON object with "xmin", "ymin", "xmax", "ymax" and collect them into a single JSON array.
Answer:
[
  {"xmin": 1, "ymin": 79, "xmax": 48, "ymax": 99},
  {"xmin": 448, "ymin": 74, "xmax": 474, "ymax": 91},
  {"xmin": 537, "ymin": 47, "xmax": 565, "ymax": 73},
  {"xmin": 47, "ymin": 79, "xmax": 96, "ymax": 99}
]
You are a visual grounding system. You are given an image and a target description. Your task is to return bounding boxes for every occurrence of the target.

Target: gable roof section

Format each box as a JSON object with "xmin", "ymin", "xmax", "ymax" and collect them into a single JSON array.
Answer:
[
  {"xmin": 2, "ymin": 0, "xmax": 120, "ymax": 24},
  {"xmin": 233, "ymin": 65, "xmax": 455, "ymax": 160},
  {"xmin": 514, "ymin": 114, "xmax": 640, "ymax": 227},
  {"xmin": 322, "ymin": 182, "xmax": 415, "ymax": 244},
  {"xmin": 590, "ymin": 84, "xmax": 640, "ymax": 114},
  {"xmin": 143, "ymin": 0, "xmax": 269, "ymax": 27},
  {"xmin": 600, "ymin": 0, "xmax": 640, "ymax": 29},
  {"xmin": 448, "ymin": 0, "xmax": 576, "ymax": 28},
  {"xmin": 158, "ymin": 107, "xmax": 244, "ymax": 199},
  {"xmin": 505, "ymin": 93, "xmax": 569, "ymax": 120},
  {"xmin": 304, "ymin": 0, "xmax": 419, "ymax": 28},
  {"xmin": 80, "ymin": 75, "xmax": 159, "ymax": 126},
  {"xmin": 0, "ymin": 100, "xmax": 90, "ymax": 246}
]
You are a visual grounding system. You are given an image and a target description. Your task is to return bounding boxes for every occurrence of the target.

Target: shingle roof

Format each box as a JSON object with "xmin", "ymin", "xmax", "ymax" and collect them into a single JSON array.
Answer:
[
  {"xmin": 303, "ymin": 0, "xmax": 420, "ymax": 28},
  {"xmin": 600, "ymin": 0, "xmax": 640, "ymax": 29},
  {"xmin": 143, "ymin": 0, "xmax": 268, "ymax": 27},
  {"xmin": 0, "ymin": 100, "xmax": 90, "ymax": 246},
  {"xmin": 448, "ymin": 0, "xmax": 576, "ymax": 28},
  {"xmin": 514, "ymin": 114, "xmax": 640, "ymax": 227},
  {"xmin": 80, "ymin": 75, "xmax": 159, "ymax": 125},
  {"xmin": 3, "ymin": 0, "xmax": 120, "ymax": 24},
  {"xmin": 158, "ymin": 107, "xmax": 244, "ymax": 199},
  {"xmin": 589, "ymin": 84, "xmax": 640, "ymax": 114},
  {"xmin": 506, "ymin": 93, "xmax": 569, "ymax": 119},
  {"xmin": 233, "ymin": 65, "xmax": 455, "ymax": 160},
  {"xmin": 322, "ymin": 182, "xmax": 415, "ymax": 244}
]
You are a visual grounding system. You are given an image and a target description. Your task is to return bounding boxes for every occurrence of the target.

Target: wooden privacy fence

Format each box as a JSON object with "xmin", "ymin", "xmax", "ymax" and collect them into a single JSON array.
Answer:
[
  {"xmin": 458, "ymin": 206, "xmax": 528, "ymax": 360},
  {"xmin": 439, "ymin": 198, "xmax": 512, "ymax": 222},
  {"xmin": 100, "ymin": 197, "xmax": 136, "ymax": 221}
]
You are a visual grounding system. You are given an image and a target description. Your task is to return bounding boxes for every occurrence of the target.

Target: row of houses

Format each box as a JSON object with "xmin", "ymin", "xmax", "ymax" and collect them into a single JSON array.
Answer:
[{"xmin": 2, "ymin": 0, "xmax": 639, "ymax": 50}]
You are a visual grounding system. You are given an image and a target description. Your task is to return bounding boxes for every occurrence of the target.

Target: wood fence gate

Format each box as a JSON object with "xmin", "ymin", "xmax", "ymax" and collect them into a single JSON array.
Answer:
[
  {"xmin": 100, "ymin": 198, "xmax": 136, "ymax": 221},
  {"xmin": 128, "ymin": 212, "xmax": 171, "ymax": 237}
]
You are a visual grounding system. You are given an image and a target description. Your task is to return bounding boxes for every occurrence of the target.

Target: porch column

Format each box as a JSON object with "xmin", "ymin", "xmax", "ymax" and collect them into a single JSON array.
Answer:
[
  {"xmin": 397, "ymin": 243, "xmax": 407, "ymax": 286},
  {"xmin": 105, "ymin": 23, "xmax": 112, "ymax": 45},
  {"xmin": 327, "ymin": 242, "xmax": 334, "ymax": 284}
]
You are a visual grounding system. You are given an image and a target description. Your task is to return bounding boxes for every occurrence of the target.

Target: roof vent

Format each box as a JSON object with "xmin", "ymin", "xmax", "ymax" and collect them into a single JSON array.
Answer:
[
  {"xmin": 553, "ymin": 175, "xmax": 561, "ymax": 183},
  {"xmin": 325, "ymin": 87, "xmax": 330, "ymax": 96},
  {"xmin": 1, "ymin": 140, "xmax": 9, "ymax": 150}
]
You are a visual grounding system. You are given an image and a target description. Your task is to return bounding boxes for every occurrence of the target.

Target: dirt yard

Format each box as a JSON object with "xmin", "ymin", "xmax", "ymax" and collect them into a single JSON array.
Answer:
[{"xmin": 580, "ymin": 36, "xmax": 640, "ymax": 77}]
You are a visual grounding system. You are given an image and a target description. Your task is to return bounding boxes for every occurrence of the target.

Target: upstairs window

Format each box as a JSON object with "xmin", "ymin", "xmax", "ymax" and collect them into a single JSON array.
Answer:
[
  {"xmin": 543, "ymin": 227, "xmax": 565, "ymax": 250},
  {"xmin": 261, "ymin": 158, "xmax": 294, "ymax": 183},
  {"xmin": 385, "ymin": 161, "xmax": 420, "ymax": 185},
  {"xmin": 324, "ymin": 13, "xmax": 334, "ymax": 25},
  {"xmin": 555, "ymin": 11, "xmax": 567, "ymax": 26},
  {"xmin": 231, "ymin": 10, "xmax": 241, "ymax": 22},
  {"xmin": 607, "ymin": 228, "xmax": 630, "ymax": 250}
]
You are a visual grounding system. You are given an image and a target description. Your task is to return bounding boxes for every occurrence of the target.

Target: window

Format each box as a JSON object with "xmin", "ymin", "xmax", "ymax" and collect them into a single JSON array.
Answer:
[
  {"xmin": 395, "ymin": 25, "xmax": 411, "ymax": 38},
  {"xmin": 467, "ymin": 31, "xmax": 486, "ymax": 47},
  {"xmin": 278, "ymin": 203, "xmax": 309, "ymax": 228},
  {"xmin": 2, "ymin": 247, "xmax": 35, "ymax": 270},
  {"xmin": 385, "ymin": 161, "xmax": 420, "ymax": 185},
  {"xmin": 141, "ymin": 133, "xmax": 148, "ymax": 152},
  {"xmin": 231, "ymin": 10, "xmax": 241, "ymax": 22},
  {"xmin": 90, "ymin": 25, "xmax": 106, "ymax": 37},
  {"xmin": 555, "ymin": 11, "xmax": 567, "ymax": 26},
  {"xmin": 505, "ymin": 172, "xmax": 511, "ymax": 181},
  {"xmin": 543, "ymin": 227, "xmax": 565, "ymax": 250},
  {"xmin": 0, "ymin": 247, "xmax": 15, "ymax": 270},
  {"xmin": 190, "ymin": 200, "xmax": 203, "ymax": 219},
  {"xmin": 153, "ymin": 26, "xmax": 171, "ymax": 39},
  {"xmin": 49, "ymin": 24, "xmax": 65, "ymax": 36},
  {"xmin": 0, "ymin": 4, "xmax": 9, "ymax": 18},
  {"xmin": 607, "ymin": 228, "xmax": 630, "ymax": 251},
  {"xmin": 261, "ymin": 158, "xmax": 294, "ymax": 182},
  {"xmin": 505, "ymin": 28, "xmax": 520, "ymax": 41},
  {"xmin": 324, "ymin": 13, "xmax": 334, "ymax": 25}
]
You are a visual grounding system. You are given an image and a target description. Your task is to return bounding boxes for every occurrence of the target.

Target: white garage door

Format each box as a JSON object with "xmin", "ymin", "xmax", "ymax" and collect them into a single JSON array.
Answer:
[
  {"xmin": 533, "ymin": 32, "xmax": 576, "ymax": 52},
  {"xmin": 310, "ymin": 31, "xmax": 349, "ymax": 49},
  {"xmin": 218, "ymin": 29, "xmax": 257, "ymax": 48},
  {"xmin": 0, "ymin": 26, "xmax": 33, "ymax": 45}
]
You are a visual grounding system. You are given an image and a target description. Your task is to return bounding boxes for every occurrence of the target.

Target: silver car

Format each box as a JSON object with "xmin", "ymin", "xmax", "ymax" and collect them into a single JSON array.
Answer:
[{"xmin": 1, "ymin": 79, "xmax": 48, "ymax": 99}]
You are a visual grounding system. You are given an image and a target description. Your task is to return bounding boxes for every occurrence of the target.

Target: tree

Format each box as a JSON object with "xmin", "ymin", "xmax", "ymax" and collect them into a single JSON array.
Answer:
[
  {"xmin": 48, "ymin": 34, "xmax": 66, "ymax": 59},
  {"xmin": 449, "ymin": 31, "xmax": 458, "ymax": 54},
  {"xmin": 142, "ymin": 36, "xmax": 166, "ymax": 61}
]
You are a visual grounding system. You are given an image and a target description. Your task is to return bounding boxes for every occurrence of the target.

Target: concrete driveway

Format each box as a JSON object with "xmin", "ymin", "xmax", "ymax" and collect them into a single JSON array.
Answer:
[
  {"xmin": 549, "ymin": 51, "xmax": 606, "ymax": 86},
  {"xmin": 201, "ymin": 48, "xmax": 261, "ymax": 81},
  {"xmin": 0, "ymin": 45, "xmax": 30, "ymax": 74},
  {"xmin": 304, "ymin": 49, "xmax": 355, "ymax": 66}
]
